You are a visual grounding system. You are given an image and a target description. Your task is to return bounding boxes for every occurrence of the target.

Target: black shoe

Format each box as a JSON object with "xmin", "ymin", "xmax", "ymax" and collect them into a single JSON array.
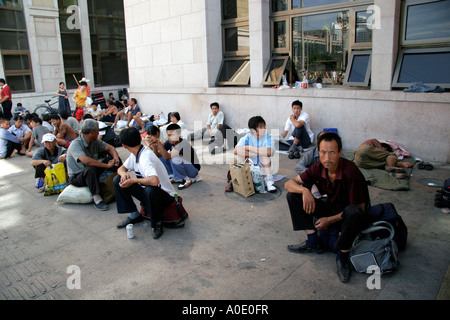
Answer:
[
  {"xmin": 116, "ymin": 215, "xmax": 144, "ymax": 229},
  {"xmin": 336, "ymin": 256, "xmax": 352, "ymax": 283},
  {"xmin": 294, "ymin": 150, "xmax": 300, "ymax": 159},
  {"xmin": 94, "ymin": 200, "xmax": 109, "ymax": 211},
  {"xmin": 288, "ymin": 150, "xmax": 295, "ymax": 159},
  {"xmin": 152, "ymin": 223, "xmax": 163, "ymax": 239},
  {"xmin": 287, "ymin": 242, "xmax": 324, "ymax": 254}
]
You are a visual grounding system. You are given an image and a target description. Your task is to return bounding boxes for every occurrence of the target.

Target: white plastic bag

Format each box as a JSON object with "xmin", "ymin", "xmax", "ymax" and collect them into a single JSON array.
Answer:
[{"xmin": 247, "ymin": 159, "xmax": 266, "ymax": 193}]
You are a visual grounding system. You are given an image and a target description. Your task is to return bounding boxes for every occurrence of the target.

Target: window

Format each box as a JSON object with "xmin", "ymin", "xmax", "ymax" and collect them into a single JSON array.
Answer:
[
  {"xmin": 269, "ymin": 1, "xmax": 374, "ymax": 86},
  {"xmin": 217, "ymin": 0, "xmax": 250, "ymax": 86},
  {"xmin": 88, "ymin": 0, "xmax": 129, "ymax": 86},
  {"xmin": 262, "ymin": 55, "xmax": 289, "ymax": 86},
  {"xmin": 393, "ymin": 0, "xmax": 450, "ymax": 88},
  {"xmin": 393, "ymin": 47, "xmax": 450, "ymax": 88},
  {"xmin": 343, "ymin": 50, "xmax": 371, "ymax": 86},
  {"xmin": 0, "ymin": 0, "xmax": 34, "ymax": 92},
  {"xmin": 59, "ymin": 0, "xmax": 84, "ymax": 89}
]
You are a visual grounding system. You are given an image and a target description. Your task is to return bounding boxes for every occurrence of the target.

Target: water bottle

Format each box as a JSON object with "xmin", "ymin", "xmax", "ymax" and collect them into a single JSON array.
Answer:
[{"xmin": 249, "ymin": 160, "xmax": 265, "ymax": 193}]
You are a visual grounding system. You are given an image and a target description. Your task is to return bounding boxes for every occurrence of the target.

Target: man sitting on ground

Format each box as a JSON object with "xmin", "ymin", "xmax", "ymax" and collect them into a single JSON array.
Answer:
[
  {"xmin": 59, "ymin": 110, "xmax": 79, "ymax": 133},
  {"xmin": 149, "ymin": 123, "xmax": 202, "ymax": 190},
  {"xmin": 99, "ymin": 99, "xmax": 119, "ymax": 123},
  {"xmin": 285, "ymin": 132, "xmax": 370, "ymax": 283},
  {"xmin": 281, "ymin": 100, "xmax": 314, "ymax": 159},
  {"xmin": 234, "ymin": 116, "xmax": 276, "ymax": 192},
  {"xmin": 30, "ymin": 133, "xmax": 67, "ymax": 192},
  {"xmin": 114, "ymin": 127, "xmax": 176, "ymax": 239},
  {"xmin": 50, "ymin": 114, "xmax": 78, "ymax": 148},
  {"xmin": 0, "ymin": 117, "xmax": 23, "ymax": 158},
  {"xmin": 126, "ymin": 98, "xmax": 146, "ymax": 133},
  {"xmin": 26, "ymin": 117, "xmax": 51, "ymax": 157},
  {"xmin": 66, "ymin": 119, "xmax": 121, "ymax": 211},
  {"xmin": 9, "ymin": 115, "xmax": 32, "ymax": 154}
]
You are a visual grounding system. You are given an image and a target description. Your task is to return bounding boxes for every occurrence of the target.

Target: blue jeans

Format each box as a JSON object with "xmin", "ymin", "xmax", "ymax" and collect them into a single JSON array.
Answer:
[{"xmin": 160, "ymin": 156, "xmax": 198, "ymax": 181}]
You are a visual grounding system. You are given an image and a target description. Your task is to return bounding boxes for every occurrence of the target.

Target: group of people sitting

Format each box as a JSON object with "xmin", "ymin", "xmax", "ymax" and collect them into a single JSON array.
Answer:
[{"xmin": 0, "ymin": 97, "xmax": 414, "ymax": 283}]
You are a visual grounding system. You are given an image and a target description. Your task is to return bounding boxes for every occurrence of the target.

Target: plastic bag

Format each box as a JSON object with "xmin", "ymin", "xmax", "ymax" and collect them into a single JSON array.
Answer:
[{"xmin": 44, "ymin": 163, "xmax": 68, "ymax": 196}]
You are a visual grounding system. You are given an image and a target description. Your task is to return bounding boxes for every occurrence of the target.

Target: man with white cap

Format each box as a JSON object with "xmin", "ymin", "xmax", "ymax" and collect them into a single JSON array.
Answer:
[{"xmin": 30, "ymin": 133, "xmax": 67, "ymax": 192}]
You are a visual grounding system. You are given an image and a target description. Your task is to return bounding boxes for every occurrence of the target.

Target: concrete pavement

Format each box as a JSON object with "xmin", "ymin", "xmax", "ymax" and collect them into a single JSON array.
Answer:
[{"xmin": 0, "ymin": 143, "xmax": 449, "ymax": 302}]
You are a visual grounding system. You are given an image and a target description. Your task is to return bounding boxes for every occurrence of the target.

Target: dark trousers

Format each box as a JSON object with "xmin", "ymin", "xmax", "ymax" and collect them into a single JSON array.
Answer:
[
  {"xmin": 292, "ymin": 125, "xmax": 311, "ymax": 148},
  {"xmin": 34, "ymin": 164, "xmax": 46, "ymax": 179},
  {"xmin": 3, "ymin": 139, "xmax": 21, "ymax": 158},
  {"xmin": 2, "ymin": 100, "xmax": 12, "ymax": 120},
  {"xmin": 69, "ymin": 155, "xmax": 120, "ymax": 196},
  {"xmin": 113, "ymin": 175, "xmax": 174, "ymax": 228},
  {"xmin": 286, "ymin": 192, "xmax": 369, "ymax": 251},
  {"xmin": 34, "ymin": 162, "xmax": 68, "ymax": 179}
]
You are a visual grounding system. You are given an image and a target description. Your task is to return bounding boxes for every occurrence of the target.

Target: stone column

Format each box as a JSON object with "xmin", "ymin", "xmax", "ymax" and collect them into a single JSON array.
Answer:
[
  {"xmin": 370, "ymin": 0, "xmax": 401, "ymax": 91},
  {"xmin": 249, "ymin": 0, "xmax": 271, "ymax": 87},
  {"xmin": 26, "ymin": 0, "xmax": 64, "ymax": 93}
]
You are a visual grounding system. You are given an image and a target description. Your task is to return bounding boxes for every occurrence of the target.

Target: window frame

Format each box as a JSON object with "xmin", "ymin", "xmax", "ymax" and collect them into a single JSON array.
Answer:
[
  {"xmin": 0, "ymin": 2, "xmax": 34, "ymax": 93},
  {"xmin": 216, "ymin": 57, "xmax": 251, "ymax": 86},
  {"xmin": 269, "ymin": 1, "xmax": 374, "ymax": 86},
  {"xmin": 222, "ymin": 21, "xmax": 251, "ymax": 57},
  {"xmin": 218, "ymin": 0, "xmax": 250, "ymax": 86},
  {"xmin": 88, "ymin": 1, "xmax": 129, "ymax": 87},
  {"xmin": 400, "ymin": 0, "xmax": 450, "ymax": 46},
  {"xmin": 262, "ymin": 55, "xmax": 290, "ymax": 86},
  {"xmin": 343, "ymin": 50, "xmax": 371, "ymax": 86},
  {"xmin": 392, "ymin": 46, "xmax": 450, "ymax": 89}
]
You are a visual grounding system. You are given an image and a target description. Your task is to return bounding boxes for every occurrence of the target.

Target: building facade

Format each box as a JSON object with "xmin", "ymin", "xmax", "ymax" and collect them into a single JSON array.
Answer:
[
  {"xmin": 1, "ymin": 0, "xmax": 449, "ymax": 162},
  {"xmin": 0, "ymin": 0, "xmax": 129, "ymax": 109},
  {"xmin": 124, "ymin": 0, "xmax": 449, "ymax": 163}
]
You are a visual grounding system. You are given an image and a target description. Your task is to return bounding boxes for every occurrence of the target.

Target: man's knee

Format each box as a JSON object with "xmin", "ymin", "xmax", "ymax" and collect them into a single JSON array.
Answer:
[
  {"xmin": 286, "ymin": 192, "xmax": 303, "ymax": 205},
  {"xmin": 342, "ymin": 204, "xmax": 366, "ymax": 222},
  {"xmin": 113, "ymin": 174, "xmax": 121, "ymax": 187}
]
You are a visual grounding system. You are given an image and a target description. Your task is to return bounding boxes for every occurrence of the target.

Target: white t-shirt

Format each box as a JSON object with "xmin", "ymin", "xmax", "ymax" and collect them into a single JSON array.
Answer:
[
  {"xmin": 206, "ymin": 111, "xmax": 224, "ymax": 134},
  {"xmin": 122, "ymin": 146, "xmax": 175, "ymax": 197},
  {"xmin": 284, "ymin": 111, "xmax": 314, "ymax": 143},
  {"xmin": 88, "ymin": 107, "xmax": 102, "ymax": 117}
]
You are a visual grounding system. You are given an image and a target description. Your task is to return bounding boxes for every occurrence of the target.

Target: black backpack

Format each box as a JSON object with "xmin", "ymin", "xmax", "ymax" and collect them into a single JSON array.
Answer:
[{"xmin": 367, "ymin": 202, "xmax": 408, "ymax": 251}]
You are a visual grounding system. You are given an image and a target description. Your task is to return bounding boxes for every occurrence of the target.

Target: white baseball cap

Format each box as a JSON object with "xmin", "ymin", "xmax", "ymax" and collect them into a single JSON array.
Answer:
[{"xmin": 42, "ymin": 133, "xmax": 56, "ymax": 143}]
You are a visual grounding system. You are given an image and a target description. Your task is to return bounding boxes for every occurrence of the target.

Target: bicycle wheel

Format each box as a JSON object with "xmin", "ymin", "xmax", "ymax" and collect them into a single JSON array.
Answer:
[{"xmin": 34, "ymin": 105, "xmax": 53, "ymax": 118}]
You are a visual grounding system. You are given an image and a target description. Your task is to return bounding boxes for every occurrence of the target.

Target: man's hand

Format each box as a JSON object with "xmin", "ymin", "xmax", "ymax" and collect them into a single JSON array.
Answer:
[
  {"xmin": 118, "ymin": 173, "xmax": 133, "ymax": 188},
  {"xmin": 302, "ymin": 190, "xmax": 316, "ymax": 214},
  {"xmin": 43, "ymin": 160, "xmax": 52, "ymax": 167},
  {"xmin": 58, "ymin": 154, "xmax": 67, "ymax": 163},
  {"xmin": 314, "ymin": 217, "xmax": 331, "ymax": 231},
  {"xmin": 106, "ymin": 159, "xmax": 116, "ymax": 169}
]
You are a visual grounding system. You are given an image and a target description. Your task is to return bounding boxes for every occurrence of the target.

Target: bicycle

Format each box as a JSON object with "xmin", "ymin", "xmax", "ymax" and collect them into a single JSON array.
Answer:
[{"xmin": 33, "ymin": 96, "xmax": 59, "ymax": 118}]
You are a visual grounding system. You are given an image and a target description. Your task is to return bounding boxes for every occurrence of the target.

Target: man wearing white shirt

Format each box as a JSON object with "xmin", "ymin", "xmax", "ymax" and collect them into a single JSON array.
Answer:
[
  {"xmin": 281, "ymin": 100, "xmax": 314, "ymax": 159},
  {"xmin": 114, "ymin": 127, "xmax": 175, "ymax": 239}
]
